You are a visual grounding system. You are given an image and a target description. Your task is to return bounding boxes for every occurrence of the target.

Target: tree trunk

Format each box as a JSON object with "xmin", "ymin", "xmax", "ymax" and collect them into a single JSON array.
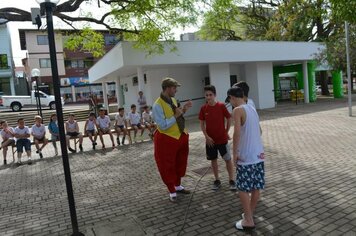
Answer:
[{"xmin": 320, "ymin": 71, "xmax": 330, "ymax": 95}]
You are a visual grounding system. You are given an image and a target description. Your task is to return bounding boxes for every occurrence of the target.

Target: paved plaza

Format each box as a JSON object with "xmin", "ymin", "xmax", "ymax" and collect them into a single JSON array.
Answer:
[{"xmin": 0, "ymin": 97, "xmax": 356, "ymax": 235}]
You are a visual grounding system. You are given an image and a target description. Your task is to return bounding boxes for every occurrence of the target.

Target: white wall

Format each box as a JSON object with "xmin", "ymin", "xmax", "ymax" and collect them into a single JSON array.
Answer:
[
  {"xmin": 168, "ymin": 66, "xmax": 208, "ymax": 116},
  {"xmin": 209, "ymin": 63, "xmax": 231, "ymax": 103},
  {"xmin": 120, "ymin": 66, "xmax": 208, "ymax": 116},
  {"xmin": 245, "ymin": 62, "xmax": 275, "ymax": 109}
]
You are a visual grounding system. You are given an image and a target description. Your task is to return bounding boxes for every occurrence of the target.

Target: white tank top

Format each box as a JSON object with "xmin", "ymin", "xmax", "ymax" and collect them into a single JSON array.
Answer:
[
  {"xmin": 67, "ymin": 121, "xmax": 76, "ymax": 130},
  {"xmin": 237, "ymin": 104, "xmax": 265, "ymax": 165},
  {"xmin": 86, "ymin": 119, "xmax": 96, "ymax": 130}
]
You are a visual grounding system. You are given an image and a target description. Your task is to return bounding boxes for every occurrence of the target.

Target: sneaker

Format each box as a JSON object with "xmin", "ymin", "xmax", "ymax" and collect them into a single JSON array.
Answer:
[
  {"xmin": 116, "ymin": 137, "xmax": 121, "ymax": 145},
  {"xmin": 212, "ymin": 180, "xmax": 221, "ymax": 190},
  {"xmin": 15, "ymin": 161, "xmax": 22, "ymax": 167},
  {"xmin": 121, "ymin": 137, "xmax": 125, "ymax": 145},
  {"xmin": 68, "ymin": 147, "xmax": 76, "ymax": 153},
  {"xmin": 36, "ymin": 150, "xmax": 39, "ymax": 154},
  {"xmin": 39, "ymin": 152, "xmax": 43, "ymax": 159},
  {"xmin": 169, "ymin": 196, "xmax": 177, "ymax": 203},
  {"xmin": 3, "ymin": 159, "xmax": 7, "ymax": 165},
  {"xmin": 28, "ymin": 159, "xmax": 32, "ymax": 165},
  {"xmin": 229, "ymin": 180, "xmax": 237, "ymax": 191},
  {"xmin": 92, "ymin": 142, "xmax": 96, "ymax": 150},
  {"xmin": 79, "ymin": 145, "xmax": 83, "ymax": 152}
]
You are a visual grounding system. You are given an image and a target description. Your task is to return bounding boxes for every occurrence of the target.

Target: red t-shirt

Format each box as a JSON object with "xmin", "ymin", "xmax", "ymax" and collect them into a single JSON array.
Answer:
[{"xmin": 199, "ymin": 102, "xmax": 231, "ymax": 144}]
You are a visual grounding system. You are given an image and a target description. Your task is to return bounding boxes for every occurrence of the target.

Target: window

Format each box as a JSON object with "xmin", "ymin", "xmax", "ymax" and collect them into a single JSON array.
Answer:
[
  {"xmin": 132, "ymin": 76, "xmax": 138, "ymax": 86},
  {"xmin": 39, "ymin": 58, "xmax": 51, "ymax": 68},
  {"xmin": 64, "ymin": 60, "xmax": 71, "ymax": 68},
  {"xmin": 37, "ymin": 35, "xmax": 48, "ymax": 45},
  {"xmin": 230, "ymin": 75, "xmax": 237, "ymax": 87},
  {"xmin": 104, "ymin": 35, "xmax": 119, "ymax": 46},
  {"xmin": 0, "ymin": 54, "xmax": 8, "ymax": 69},
  {"xmin": 65, "ymin": 59, "xmax": 86, "ymax": 68},
  {"xmin": 84, "ymin": 60, "xmax": 94, "ymax": 68},
  {"xmin": 71, "ymin": 60, "xmax": 78, "ymax": 68}
]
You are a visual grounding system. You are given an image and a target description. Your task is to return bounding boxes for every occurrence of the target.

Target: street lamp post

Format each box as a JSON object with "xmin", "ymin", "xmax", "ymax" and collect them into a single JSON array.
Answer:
[
  {"xmin": 31, "ymin": 68, "xmax": 43, "ymax": 119},
  {"xmin": 36, "ymin": 0, "xmax": 84, "ymax": 235}
]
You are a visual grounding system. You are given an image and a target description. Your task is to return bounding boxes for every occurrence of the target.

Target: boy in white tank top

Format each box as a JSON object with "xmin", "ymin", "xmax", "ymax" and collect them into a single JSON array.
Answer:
[{"xmin": 228, "ymin": 87, "xmax": 265, "ymax": 232}]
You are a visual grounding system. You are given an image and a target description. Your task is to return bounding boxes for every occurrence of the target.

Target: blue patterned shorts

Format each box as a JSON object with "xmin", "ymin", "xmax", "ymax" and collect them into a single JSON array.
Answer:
[{"xmin": 236, "ymin": 162, "xmax": 265, "ymax": 192}]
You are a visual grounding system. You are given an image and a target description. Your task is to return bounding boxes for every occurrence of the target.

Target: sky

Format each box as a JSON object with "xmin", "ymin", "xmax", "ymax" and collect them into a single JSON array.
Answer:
[{"xmin": 0, "ymin": 0, "xmax": 199, "ymax": 66}]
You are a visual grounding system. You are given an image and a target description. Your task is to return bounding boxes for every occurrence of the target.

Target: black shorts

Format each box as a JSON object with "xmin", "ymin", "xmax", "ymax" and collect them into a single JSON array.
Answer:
[
  {"xmin": 67, "ymin": 132, "xmax": 80, "ymax": 137},
  {"xmin": 132, "ymin": 123, "xmax": 142, "ymax": 129},
  {"xmin": 86, "ymin": 130, "xmax": 96, "ymax": 135},
  {"xmin": 206, "ymin": 143, "xmax": 231, "ymax": 161},
  {"xmin": 33, "ymin": 137, "xmax": 46, "ymax": 142}
]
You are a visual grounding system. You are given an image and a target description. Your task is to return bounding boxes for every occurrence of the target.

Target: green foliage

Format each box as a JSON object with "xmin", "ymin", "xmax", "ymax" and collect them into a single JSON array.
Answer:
[
  {"xmin": 60, "ymin": 0, "xmax": 201, "ymax": 56},
  {"xmin": 330, "ymin": 0, "xmax": 356, "ymax": 23},
  {"xmin": 266, "ymin": 0, "xmax": 335, "ymax": 41},
  {"xmin": 316, "ymin": 24, "xmax": 356, "ymax": 73},
  {"xmin": 108, "ymin": 0, "xmax": 199, "ymax": 55},
  {"xmin": 198, "ymin": 0, "xmax": 243, "ymax": 40},
  {"xmin": 64, "ymin": 28, "xmax": 105, "ymax": 57}
]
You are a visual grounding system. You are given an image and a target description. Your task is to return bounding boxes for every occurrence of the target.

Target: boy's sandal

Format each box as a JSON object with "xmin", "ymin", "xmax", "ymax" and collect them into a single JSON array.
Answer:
[{"xmin": 235, "ymin": 220, "xmax": 255, "ymax": 231}]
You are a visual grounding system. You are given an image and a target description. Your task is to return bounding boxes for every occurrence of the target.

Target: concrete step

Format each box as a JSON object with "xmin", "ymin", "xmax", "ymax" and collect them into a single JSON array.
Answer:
[{"xmin": 0, "ymin": 109, "xmax": 91, "ymax": 128}]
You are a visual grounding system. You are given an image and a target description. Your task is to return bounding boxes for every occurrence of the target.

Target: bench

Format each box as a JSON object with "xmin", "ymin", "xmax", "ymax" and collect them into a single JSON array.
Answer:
[
  {"xmin": 71, "ymin": 124, "xmax": 156, "ymax": 151},
  {"xmin": 9, "ymin": 124, "xmax": 157, "ymax": 159},
  {"xmin": 10, "ymin": 138, "xmax": 53, "ymax": 162}
]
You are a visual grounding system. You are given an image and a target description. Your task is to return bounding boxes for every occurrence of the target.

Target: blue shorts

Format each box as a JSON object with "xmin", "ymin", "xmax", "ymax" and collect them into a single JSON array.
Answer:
[
  {"xmin": 236, "ymin": 162, "xmax": 265, "ymax": 192},
  {"xmin": 16, "ymin": 139, "xmax": 31, "ymax": 153},
  {"xmin": 131, "ymin": 123, "xmax": 142, "ymax": 129}
]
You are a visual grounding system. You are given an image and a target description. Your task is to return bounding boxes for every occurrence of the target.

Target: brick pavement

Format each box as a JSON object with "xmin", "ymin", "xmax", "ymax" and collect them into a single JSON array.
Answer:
[{"xmin": 0, "ymin": 97, "xmax": 356, "ymax": 235}]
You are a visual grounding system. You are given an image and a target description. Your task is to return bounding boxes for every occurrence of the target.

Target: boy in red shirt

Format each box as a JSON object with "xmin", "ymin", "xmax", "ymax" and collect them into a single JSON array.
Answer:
[{"xmin": 199, "ymin": 85, "xmax": 236, "ymax": 191}]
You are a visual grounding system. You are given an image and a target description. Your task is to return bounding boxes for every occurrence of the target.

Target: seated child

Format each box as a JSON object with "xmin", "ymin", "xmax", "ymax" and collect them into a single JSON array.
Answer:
[
  {"xmin": 84, "ymin": 112, "xmax": 98, "ymax": 150},
  {"xmin": 115, "ymin": 107, "xmax": 129, "ymax": 145},
  {"xmin": 128, "ymin": 104, "xmax": 144, "ymax": 142},
  {"xmin": 96, "ymin": 108, "xmax": 115, "ymax": 148},
  {"xmin": 0, "ymin": 121, "xmax": 15, "ymax": 165},
  {"xmin": 48, "ymin": 114, "xmax": 59, "ymax": 156},
  {"xmin": 31, "ymin": 115, "xmax": 48, "ymax": 159},
  {"xmin": 14, "ymin": 118, "xmax": 32, "ymax": 165},
  {"xmin": 141, "ymin": 105, "xmax": 155, "ymax": 139},
  {"xmin": 65, "ymin": 113, "xmax": 83, "ymax": 153}
]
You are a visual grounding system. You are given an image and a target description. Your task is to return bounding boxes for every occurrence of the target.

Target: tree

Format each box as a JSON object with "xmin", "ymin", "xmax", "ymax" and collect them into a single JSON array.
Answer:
[
  {"xmin": 198, "ymin": 0, "xmax": 242, "ymax": 40},
  {"xmin": 330, "ymin": 0, "xmax": 356, "ymax": 24},
  {"xmin": 0, "ymin": 0, "xmax": 201, "ymax": 55}
]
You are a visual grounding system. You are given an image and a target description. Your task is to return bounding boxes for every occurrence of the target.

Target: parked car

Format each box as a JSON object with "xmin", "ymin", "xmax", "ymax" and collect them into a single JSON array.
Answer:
[{"xmin": 0, "ymin": 90, "xmax": 64, "ymax": 112}]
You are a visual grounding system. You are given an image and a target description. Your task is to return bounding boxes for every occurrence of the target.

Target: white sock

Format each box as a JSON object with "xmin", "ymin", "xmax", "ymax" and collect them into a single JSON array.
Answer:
[
  {"xmin": 175, "ymin": 185, "xmax": 184, "ymax": 191},
  {"xmin": 169, "ymin": 192, "xmax": 177, "ymax": 198}
]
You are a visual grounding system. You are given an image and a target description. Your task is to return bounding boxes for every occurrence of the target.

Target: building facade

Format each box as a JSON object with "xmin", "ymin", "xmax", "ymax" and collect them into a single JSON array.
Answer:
[
  {"xmin": 19, "ymin": 29, "xmax": 119, "ymax": 102},
  {"xmin": 0, "ymin": 24, "xmax": 15, "ymax": 96},
  {"xmin": 89, "ymin": 41, "xmax": 326, "ymax": 115}
]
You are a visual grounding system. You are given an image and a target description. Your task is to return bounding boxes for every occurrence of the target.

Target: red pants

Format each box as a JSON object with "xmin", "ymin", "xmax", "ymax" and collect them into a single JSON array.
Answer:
[{"xmin": 154, "ymin": 132, "xmax": 189, "ymax": 193}]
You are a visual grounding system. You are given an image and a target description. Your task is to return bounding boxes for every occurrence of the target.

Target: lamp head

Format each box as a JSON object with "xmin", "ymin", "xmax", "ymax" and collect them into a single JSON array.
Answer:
[
  {"xmin": 36, "ymin": 0, "xmax": 60, "ymax": 5},
  {"xmin": 31, "ymin": 68, "xmax": 41, "ymax": 77}
]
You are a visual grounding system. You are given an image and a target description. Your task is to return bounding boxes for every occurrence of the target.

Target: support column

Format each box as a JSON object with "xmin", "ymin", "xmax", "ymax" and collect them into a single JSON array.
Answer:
[
  {"xmin": 208, "ymin": 63, "xmax": 230, "ymax": 103},
  {"xmin": 303, "ymin": 61, "xmax": 310, "ymax": 103},
  {"xmin": 10, "ymin": 77, "xmax": 15, "ymax": 95},
  {"xmin": 71, "ymin": 85, "xmax": 76, "ymax": 102},
  {"xmin": 308, "ymin": 61, "xmax": 317, "ymax": 102},
  {"xmin": 115, "ymin": 77, "xmax": 123, "ymax": 107},
  {"xmin": 137, "ymin": 67, "xmax": 145, "ymax": 92},
  {"xmin": 332, "ymin": 70, "xmax": 344, "ymax": 98},
  {"xmin": 245, "ymin": 62, "xmax": 275, "ymax": 109},
  {"xmin": 102, "ymin": 82, "xmax": 109, "ymax": 111}
]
